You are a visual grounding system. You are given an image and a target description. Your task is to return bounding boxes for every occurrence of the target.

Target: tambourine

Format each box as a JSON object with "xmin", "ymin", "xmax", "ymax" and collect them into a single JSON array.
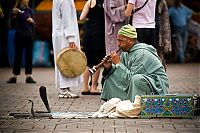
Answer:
[{"xmin": 56, "ymin": 48, "xmax": 87, "ymax": 78}]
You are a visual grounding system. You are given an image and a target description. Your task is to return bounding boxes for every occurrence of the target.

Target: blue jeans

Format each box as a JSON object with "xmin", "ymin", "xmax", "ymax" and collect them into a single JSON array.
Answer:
[{"xmin": 173, "ymin": 26, "xmax": 188, "ymax": 63}]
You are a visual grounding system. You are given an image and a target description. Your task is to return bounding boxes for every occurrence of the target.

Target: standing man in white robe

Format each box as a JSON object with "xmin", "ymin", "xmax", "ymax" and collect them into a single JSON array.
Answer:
[{"xmin": 52, "ymin": 0, "xmax": 82, "ymax": 98}]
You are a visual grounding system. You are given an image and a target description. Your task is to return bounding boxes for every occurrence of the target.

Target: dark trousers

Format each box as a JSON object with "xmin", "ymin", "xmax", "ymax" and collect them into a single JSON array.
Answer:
[
  {"xmin": 0, "ymin": 19, "xmax": 9, "ymax": 67},
  {"xmin": 13, "ymin": 30, "xmax": 33, "ymax": 75},
  {"xmin": 136, "ymin": 28, "xmax": 156, "ymax": 47},
  {"xmin": 136, "ymin": 28, "xmax": 166, "ymax": 70}
]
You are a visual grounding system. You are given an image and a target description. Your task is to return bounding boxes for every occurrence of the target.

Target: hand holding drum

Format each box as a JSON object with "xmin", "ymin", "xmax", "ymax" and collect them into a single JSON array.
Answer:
[{"xmin": 56, "ymin": 47, "xmax": 87, "ymax": 78}]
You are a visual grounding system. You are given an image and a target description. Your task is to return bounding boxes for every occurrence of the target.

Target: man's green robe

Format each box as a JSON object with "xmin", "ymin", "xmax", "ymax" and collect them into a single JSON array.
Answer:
[{"xmin": 101, "ymin": 43, "xmax": 169, "ymax": 102}]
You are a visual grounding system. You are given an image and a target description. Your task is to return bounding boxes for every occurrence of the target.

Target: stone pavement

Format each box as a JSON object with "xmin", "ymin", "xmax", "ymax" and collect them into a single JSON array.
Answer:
[{"xmin": 0, "ymin": 63, "xmax": 199, "ymax": 133}]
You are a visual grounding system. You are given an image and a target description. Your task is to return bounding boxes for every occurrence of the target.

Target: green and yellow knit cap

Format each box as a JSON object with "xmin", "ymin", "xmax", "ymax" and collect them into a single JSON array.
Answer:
[{"xmin": 118, "ymin": 24, "xmax": 137, "ymax": 38}]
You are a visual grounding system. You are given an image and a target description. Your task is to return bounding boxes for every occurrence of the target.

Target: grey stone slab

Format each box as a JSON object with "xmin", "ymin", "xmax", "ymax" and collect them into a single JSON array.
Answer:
[{"xmin": 0, "ymin": 64, "xmax": 199, "ymax": 133}]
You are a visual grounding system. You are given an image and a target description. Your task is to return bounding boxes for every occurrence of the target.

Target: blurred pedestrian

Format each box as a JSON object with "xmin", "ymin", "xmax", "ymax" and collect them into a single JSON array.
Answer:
[
  {"xmin": 7, "ymin": 0, "xmax": 36, "ymax": 84},
  {"xmin": 52, "ymin": 0, "xmax": 81, "ymax": 98},
  {"xmin": 168, "ymin": 0, "xmax": 192, "ymax": 63},
  {"xmin": 0, "ymin": 3, "xmax": 4, "ymax": 18},
  {"xmin": 104, "ymin": 0, "xmax": 128, "ymax": 55},
  {"xmin": 155, "ymin": 0, "xmax": 171, "ymax": 70},
  {"xmin": 0, "ymin": 0, "xmax": 14, "ymax": 67},
  {"xmin": 188, "ymin": 20, "xmax": 200, "ymax": 51},
  {"xmin": 80, "ymin": 0, "xmax": 105, "ymax": 95}
]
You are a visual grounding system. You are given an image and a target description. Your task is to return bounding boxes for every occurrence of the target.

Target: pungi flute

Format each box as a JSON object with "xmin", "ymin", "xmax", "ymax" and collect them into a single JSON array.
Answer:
[{"xmin": 89, "ymin": 48, "xmax": 121, "ymax": 75}]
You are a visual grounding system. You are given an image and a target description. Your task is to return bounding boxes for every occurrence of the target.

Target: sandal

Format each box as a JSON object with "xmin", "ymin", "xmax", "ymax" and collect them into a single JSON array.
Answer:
[
  {"xmin": 81, "ymin": 86, "xmax": 90, "ymax": 95},
  {"xmin": 90, "ymin": 89, "xmax": 101, "ymax": 95},
  {"xmin": 81, "ymin": 91, "xmax": 91, "ymax": 95}
]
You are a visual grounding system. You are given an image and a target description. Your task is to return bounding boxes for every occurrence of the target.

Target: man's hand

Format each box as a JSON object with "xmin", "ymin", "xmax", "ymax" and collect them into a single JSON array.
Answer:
[
  {"xmin": 102, "ymin": 56, "xmax": 112, "ymax": 69},
  {"xmin": 69, "ymin": 42, "xmax": 78, "ymax": 49},
  {"xmin": 110, "ymin": 51, "xmax": 120, "ymax": 65},
  {"xmin": 125, "ymin": 3, "xmax": 134, "ymax": 17}
]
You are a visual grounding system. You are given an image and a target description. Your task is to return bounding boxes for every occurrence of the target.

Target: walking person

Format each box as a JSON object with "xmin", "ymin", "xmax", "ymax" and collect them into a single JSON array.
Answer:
[
  {"xmin": 0, "ymin": 3, "xmax": 3, "ymax": 18},
  {"xmin": 80, "ymin": 0, "xmax": 105, "ymax": 95},
  {"xmin": 7, "ymin": 0, "xmax": 36, "ymax": 84},
  {"xmin": 168, "ymin": 0, "xmax": 193, "ymax": 63},
  {"xmin": 125, "ymin": 0, "xmax": 157, "ymax": 47},
  {"xmin": 155, "ymin": 0, "xmax": 171, "ymax": 70},
  {"xmin": 104, "ymin": 0, "xmax": 128, "ymax": 55},
  {"xmin": 125, "ymin": 0, "xmax": 171, "ymax": 70},
  {"xmin": 52, "ymin": 0, "xmax": 81, "ymax": 98}
]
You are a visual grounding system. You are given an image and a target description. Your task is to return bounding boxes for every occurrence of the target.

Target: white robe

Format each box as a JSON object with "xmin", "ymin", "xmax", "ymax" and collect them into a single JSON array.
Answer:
[{"xmin": 52, "ymin": 0, "xmax": 82, "ymax": 89}]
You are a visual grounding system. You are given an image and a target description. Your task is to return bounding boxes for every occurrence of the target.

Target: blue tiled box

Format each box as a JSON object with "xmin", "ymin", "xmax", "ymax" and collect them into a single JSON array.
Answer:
[{"xmin": 141, "ymin": 94, "xmax": 194, "ymax": 118}]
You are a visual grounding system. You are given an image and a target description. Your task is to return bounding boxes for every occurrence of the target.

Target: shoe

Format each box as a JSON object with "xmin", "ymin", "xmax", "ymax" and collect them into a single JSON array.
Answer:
[
  {"xmin": 59, "ymin": 90, "xmax": 79, "ymax": 98},
  {"xmin": 26, "ymin": 76, "xmax": 36, "ymax": 83},
  {"xmin": 7, "ymin": 77, "xmax": 16, "ymax": 83}
]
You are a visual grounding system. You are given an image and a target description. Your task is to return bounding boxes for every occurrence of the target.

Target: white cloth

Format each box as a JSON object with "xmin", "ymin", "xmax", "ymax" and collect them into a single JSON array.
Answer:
[
  {"xmin": 92, "ymin": 98, "xmax": 121, "ymax": 118},
  {"xmin": 52, "ymin": 0, "xmax": 83, "ymax": 89},
  {"xmin": 93, "ymin": 96, "xmax": 141, "ymax": 118}
]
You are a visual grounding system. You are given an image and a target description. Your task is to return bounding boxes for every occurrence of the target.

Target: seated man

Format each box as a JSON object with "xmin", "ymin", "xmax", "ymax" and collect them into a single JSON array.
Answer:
[{"xmin": 101, "ymin": 24, "xmax": 169, "ymax": 102}]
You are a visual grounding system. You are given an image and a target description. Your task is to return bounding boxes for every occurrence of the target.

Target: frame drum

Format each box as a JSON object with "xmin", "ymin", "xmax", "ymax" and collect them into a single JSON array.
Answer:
[{"xmin": 56, "ymin": 48, "xmax": 87, "ymax": 78}]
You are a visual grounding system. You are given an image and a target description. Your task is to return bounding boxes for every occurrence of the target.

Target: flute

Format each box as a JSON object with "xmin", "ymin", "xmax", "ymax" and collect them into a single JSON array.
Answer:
[{"xmin": 89, "ymin": 48, "xmax": 121, "ymax": 75}]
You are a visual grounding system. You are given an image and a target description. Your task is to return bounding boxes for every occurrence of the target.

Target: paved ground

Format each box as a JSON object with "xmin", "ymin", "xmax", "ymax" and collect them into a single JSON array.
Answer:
[{"xmin": 0, "ymin": 63, "xmax": 199, "ymax": 133}]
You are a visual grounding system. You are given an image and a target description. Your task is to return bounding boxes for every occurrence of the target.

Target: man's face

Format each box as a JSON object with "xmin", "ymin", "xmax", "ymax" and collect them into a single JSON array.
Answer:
[{"xmin": 117, "ymin": 34, "xmax": 133, "ymax": 52}]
